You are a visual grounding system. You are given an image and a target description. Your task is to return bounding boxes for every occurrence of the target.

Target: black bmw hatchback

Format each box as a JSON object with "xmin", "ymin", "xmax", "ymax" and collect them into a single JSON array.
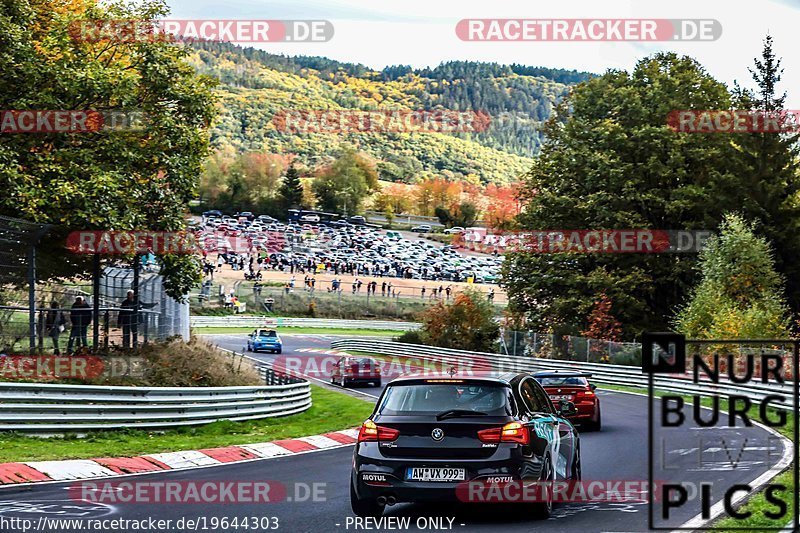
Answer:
[{"xmin": 350, "ymin": 373, "xmax": 582, "ymax": 518}]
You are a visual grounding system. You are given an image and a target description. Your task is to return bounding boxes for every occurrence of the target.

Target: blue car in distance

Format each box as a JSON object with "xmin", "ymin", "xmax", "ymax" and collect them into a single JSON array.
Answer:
[{"xmin": 247, "ymin": 329, "xmax": 283, "ymax": 353}]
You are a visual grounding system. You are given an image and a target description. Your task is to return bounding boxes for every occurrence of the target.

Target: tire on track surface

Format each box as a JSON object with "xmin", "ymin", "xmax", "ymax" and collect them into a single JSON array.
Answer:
[{"xmin": 350, "ymin": 480, "xmax": 384, "ymax": 518}]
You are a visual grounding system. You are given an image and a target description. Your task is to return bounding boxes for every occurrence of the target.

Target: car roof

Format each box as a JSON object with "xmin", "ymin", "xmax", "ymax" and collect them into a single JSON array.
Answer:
[{"xmin": 387, "ymin": 372, "xmax": 521, "ymax": 385}]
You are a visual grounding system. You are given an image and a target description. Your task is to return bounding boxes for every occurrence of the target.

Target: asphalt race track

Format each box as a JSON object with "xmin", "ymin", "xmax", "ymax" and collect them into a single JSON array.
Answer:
[{"xmin": 0, "ymin": 333, "xmax": 789, "ymax": 533}]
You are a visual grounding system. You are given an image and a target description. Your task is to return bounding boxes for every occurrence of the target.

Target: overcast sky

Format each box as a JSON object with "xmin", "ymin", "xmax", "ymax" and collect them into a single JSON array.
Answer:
[{"xmin": 168, "ymin": 0, "xmax": 800, "ymax": 106}]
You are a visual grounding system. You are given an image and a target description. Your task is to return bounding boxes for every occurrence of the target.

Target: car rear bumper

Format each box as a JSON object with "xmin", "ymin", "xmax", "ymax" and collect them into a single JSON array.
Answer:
[
  {"xmin": 255, "ymin": 344, "xmax": 281, "ymax": 350},
  {"xmin": 343, "ymin": 376, "xmax": 381, "ymax": 384},
  {"xmin": 353, "ymin": 445, "xmax": 540, "ymax": 503}
]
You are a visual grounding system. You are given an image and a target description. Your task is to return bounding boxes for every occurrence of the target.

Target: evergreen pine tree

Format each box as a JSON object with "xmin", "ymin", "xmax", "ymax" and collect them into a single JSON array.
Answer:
[{"xmin": 279, "ymin": 161, "xmax": 304, "ymax": 209}]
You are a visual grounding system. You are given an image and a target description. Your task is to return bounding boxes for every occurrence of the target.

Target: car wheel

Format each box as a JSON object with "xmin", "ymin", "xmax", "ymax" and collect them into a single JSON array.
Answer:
[
  {"xmin": 585, "ymin": 407, "xmax": 602, "ymax": 432},
  {"xmin": 531, "ymin": 456, "xmax": 554, "ymax": 519},
  {"xmin": 374, "ymin": 380, "xmax": 381, "ymax": 387},
  {"xmin": 350, "ymin": 480, "xmax": 383, "ymax": 517},
  {"xmin": 277, "ymin": 348, "xmax": 282, "ymax": 354}
]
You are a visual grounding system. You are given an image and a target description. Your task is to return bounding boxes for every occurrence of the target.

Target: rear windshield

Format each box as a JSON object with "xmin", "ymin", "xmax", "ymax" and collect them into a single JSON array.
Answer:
[
  {"xmin": 258, "ymin": 330, "xmax": 278, "ymax": 337},
  {"xmin": 376, "ymin": 383, "xmax": 515, "ymax": 416},
  {"xmin": 536, "ymin": 376, "xmax": 588, "ymax": 387}
]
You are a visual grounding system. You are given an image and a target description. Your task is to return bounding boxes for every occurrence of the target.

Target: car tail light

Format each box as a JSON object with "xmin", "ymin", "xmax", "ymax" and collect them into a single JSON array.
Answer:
[
  {"xmin": 358, "ymin": 420, "xmax": 399, "ymax": 442},
  {"xmin": 477, "ymin": 422, "xmax": 529, "ymax": 445},
  {"xmin": 575, "ymin": 389, "xmax": 595, "ymax": 399}
]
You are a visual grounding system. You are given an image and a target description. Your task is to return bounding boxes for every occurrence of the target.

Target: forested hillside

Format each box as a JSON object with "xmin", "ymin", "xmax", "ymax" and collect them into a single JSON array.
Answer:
[{"xmin": 187, "ymin": 41, "xmax": 592, "ymax": 184}]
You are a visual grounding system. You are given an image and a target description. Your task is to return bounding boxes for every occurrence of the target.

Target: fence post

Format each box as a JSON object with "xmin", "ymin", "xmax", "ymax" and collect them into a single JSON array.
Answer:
[
  {"xmin": 92, "ymin": 254, "xmax": 101, "ymax": 351},
  {"xmin": 27, "ymin": 244, "xmax": 36, "ymax": 353},
  {"xmin": 586, "ymin": 339, "xmax": 590, "ymax": 362},
  {"xmin": 132, "ymin": 254, "xmax": 140, "ymax": 349}
]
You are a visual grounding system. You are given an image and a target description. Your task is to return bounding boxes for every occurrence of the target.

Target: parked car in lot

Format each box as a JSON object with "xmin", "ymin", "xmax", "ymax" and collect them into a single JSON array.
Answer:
[
  {"xmin": 331, "ymin": 356, "xmax": 382, "ymax": 387},
  {"xmin": 202, "ymin": 210, "xmax": 223, "ymax": 218},
  {"xmin": 533, "ymin": 371, "xmax": 601, "ymax": 431},
  {"xmin": 300, "ymin": 213, "xmax": 321, "ymax": 223},
  {"xmin": 411, "ymin": 224, "xmax": 432, "ymax": 233},
  {"xmin": 443, "ymin": 226, "xmax": 465, "ymax": 235},
  {"xmin": 246, "ymin": 329, "xmax": 283, "ymax": 353},
  {"xmin": 350, "ymin": 372, "xmax": 580, "ymax": 518},
  {"xmin": 196, "ymin": 214, "xmax": 503, "ymax": 284},
  {"xmin": 235, "ymin": 211, "xmax": 255, "ymax": 221},
  {"xmin": 349, "ymin": 215, "xmax": 367, "ymax": 226}
]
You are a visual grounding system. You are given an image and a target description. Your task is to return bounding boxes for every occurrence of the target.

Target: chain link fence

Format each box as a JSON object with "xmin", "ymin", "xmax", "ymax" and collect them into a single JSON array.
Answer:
[
  {"xmin": 499, "ymin": 330, "xmax": 643, "ymax": 366},
  {"xmin": 1, "ymin": 265, "xmax": 189, "ymax": 354}
]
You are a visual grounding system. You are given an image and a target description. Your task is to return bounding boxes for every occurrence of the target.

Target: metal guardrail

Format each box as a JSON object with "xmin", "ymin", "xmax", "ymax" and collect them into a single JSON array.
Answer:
[
  {"xmin": 0, "ymin": 366, "xmax": 311, "ymax": 432},
  {"xmin": 191, "ymin": 316, "xmax": 419, "ymax": 331},
  {"xmin": 330, "ymin": 339, "xmax": 795, "ymax": 411}
]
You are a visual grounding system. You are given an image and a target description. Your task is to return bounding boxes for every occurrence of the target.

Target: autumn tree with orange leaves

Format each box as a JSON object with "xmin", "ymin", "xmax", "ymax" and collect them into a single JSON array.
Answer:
[
  {"xmin": 581, "ymin": 293, "xmax": 623, "ymax": 342},
  {"xmin": 415, "ymin": 289, "xmax": 499, "ymax": 352}
]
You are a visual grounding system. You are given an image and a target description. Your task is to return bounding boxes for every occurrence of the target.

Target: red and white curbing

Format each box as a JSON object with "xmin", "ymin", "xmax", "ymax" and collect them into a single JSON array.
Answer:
[{"xmin": 0, "ymin": 428, "xmax": 359, "ymax": 486}]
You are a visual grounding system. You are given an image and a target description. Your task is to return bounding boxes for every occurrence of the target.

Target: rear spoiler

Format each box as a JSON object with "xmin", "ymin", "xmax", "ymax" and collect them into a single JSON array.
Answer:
[{"xmin": 533, "ymin": 372, "xmax": 593, "ymax": 378}]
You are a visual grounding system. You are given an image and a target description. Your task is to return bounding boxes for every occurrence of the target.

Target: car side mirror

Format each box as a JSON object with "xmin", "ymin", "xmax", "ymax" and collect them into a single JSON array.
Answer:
[
  {"xmin": 559, "ymin": 400, "xmax": 578, "ymax": 417},
  {"xmin": 248, "ymin": 333, "xmax": 253, "ymax": 338},
  {"xmin": 590, "ymin": 384, "xmax": 597, "ymax": 391}
]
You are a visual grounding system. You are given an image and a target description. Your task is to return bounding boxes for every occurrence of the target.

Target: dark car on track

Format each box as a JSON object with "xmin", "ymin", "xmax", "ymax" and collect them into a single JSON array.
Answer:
[
  {"xmin": 533, "ymin": 371, "xmax": 601, "ymax": 431},
  {"xmin": 350, "ymin": 373, "xmax": 581, "ymax": 518},
  {"xmin": 331, "ymin": 356, "xmax": 382, "ymax": 387}
]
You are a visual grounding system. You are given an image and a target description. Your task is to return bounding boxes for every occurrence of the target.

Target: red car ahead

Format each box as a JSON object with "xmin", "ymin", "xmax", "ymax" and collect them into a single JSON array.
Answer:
[
  {"xmin": 534, "ymin": 371, "xmax": 601, "ymax": 431},
  {"xmin": 331, "ymin": 356, "xmax": 382, "ymax": 387}
]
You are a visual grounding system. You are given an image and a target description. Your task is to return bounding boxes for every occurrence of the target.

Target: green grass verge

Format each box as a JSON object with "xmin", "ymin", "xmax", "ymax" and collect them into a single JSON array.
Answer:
[
  {"xmin": 598, "ymin": 383, "xmax": 794, "ymax": 531},
  {"xmin": 194, "ymin": 327, "xmax": 405, "ymax": 337},
  {"xmin": 0, "ymin": 384, "xmax": 373, "ymax": 462}
]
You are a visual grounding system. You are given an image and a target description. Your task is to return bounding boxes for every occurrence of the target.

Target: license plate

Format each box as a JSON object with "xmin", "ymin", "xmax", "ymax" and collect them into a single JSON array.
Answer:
[
  {"xmin": 550, "ymin": 394, "xmax": 572, "ymax": 401},
  {"xmin": 405, "ymin": 467, "xmax": 465, "ymax": 482}
]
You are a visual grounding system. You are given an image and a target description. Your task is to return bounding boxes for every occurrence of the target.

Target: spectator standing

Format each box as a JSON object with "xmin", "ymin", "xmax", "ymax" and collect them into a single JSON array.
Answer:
[
  {"xmin": 67, "ymin": 296, "xmax": 91, "ymax": 354},
  {"xmin": 45, "ymin": 301, "xmax": 65, "ymax": 355},
  {"xmin": 118, "ymin": 290, "xmax": 136, "ymax": 349}
]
